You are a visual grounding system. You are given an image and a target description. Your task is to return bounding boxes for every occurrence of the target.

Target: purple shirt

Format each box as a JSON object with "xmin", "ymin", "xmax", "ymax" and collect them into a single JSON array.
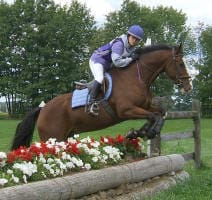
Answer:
[{"xmin": 91, "ymin": 34, "xmax": 136, "ymax": 70}]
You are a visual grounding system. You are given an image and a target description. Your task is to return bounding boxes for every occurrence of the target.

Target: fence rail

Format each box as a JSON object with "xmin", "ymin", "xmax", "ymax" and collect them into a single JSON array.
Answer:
[{"xmin": 149, "ymin": 99, "xmax": 201, "ymax": 168}]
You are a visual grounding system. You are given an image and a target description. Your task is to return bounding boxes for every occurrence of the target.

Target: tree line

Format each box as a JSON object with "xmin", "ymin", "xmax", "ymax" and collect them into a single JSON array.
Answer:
[{"xmin": 0, "ymin": 0, "xmax": 211, "ymax": 117}]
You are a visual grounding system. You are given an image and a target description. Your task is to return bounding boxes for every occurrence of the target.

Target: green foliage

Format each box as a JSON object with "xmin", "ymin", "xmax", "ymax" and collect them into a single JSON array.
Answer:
[
  {"xmin": 195, "ymin": 26, "xmax": 212, "ymax": 105},
  {"xmin": 0, "ymin": 0, "xmax": 95, "ymax": 114}
]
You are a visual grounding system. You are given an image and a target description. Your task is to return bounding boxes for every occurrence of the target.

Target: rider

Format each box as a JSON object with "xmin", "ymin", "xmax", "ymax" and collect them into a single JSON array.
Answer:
[{"xmin": 88, "ymin": 24, "xmax": 144, "ymax": 114}]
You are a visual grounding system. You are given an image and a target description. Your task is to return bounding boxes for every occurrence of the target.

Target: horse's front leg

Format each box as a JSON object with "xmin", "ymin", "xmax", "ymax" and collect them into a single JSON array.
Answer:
[{"xmin": 123, "ymin": 107, "xmax": 165, "ymax": 140}]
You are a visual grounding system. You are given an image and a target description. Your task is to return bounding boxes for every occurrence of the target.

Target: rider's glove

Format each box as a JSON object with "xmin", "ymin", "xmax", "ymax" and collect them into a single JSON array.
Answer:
[{"xmin": 131, "ymin": 52, "xmax": 140, "ymax": 61}]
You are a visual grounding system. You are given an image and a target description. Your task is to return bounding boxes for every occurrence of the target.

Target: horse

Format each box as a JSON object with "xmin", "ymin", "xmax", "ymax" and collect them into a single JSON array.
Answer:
[{"xmin": 11, "ymin": 43, "xmax": 192, "ymax": 150}]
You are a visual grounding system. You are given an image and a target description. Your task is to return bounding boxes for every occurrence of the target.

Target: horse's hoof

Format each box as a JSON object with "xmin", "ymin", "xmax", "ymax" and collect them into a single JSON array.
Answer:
[{"xmin": 126, "ymin": 129, "xmax": 138, "ymax": 139}]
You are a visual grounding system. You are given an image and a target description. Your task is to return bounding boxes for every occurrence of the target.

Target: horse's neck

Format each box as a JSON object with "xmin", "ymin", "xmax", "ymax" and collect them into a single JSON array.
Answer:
[{"xmin": 140, "ymin": 51, "xmax": 169, "ymax": 86}]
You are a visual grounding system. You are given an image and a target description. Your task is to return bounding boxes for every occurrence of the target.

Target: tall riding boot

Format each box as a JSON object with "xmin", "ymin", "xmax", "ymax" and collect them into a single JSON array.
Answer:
[{"xmin": 88, "ymin": 80, "xmax": 101, "ymax": 115}]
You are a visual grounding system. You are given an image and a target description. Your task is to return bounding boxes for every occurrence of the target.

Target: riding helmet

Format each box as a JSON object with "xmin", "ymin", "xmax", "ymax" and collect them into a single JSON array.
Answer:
[{"xmin": 127, "ymin": 25, "xmax": 144, "ymax": 40}]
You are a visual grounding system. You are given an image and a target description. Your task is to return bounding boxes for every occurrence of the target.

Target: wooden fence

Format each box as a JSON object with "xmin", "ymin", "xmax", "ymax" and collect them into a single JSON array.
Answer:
[{"xmin": 148, "ymin": 99, "xmax": 201, "ymax": 168}]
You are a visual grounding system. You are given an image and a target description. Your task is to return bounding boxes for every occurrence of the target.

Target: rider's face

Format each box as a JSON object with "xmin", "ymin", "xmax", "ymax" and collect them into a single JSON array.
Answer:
[{"xmin": 128, "ymin": 35, "xmax": 140, "ymax": 47}]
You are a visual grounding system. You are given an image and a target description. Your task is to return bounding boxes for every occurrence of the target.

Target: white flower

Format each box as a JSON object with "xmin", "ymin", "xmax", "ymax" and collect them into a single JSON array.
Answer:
[
  {"xmin": 80, "ymin": 136, "xmax": 91, "ymax": 143},
  {"xmin": 74, "ymin": 134, "xmax": 79, "ymax": 138},
  {"xmin": 0, "ymin": 160, "xmax": 6, "ymax": 167},
  {"xmin": 55, "ymin": 146, "xmax": 61, "ymax": 154},
  {"xmin": 103, "ymin": 138, "xmax": 109, "ymax": 143},
  {"xmin": 84, "ymin": 163, "xmax": 91, "ymax": 170},
  {"xmin": 90, "ymin": 141, "xmax": 100, "ymax": 148},
  {"xmin": 0, "ymin": 178, "xmax": 8, "ymax": 186},
  {"xmin": 92, "ymin": 157, "xmax": 98, "ymax": 163},
  {"xmin": 12, "ymin": 175, "xmax": 19, "ymax": 183},
  {"xmin": 41, "ymin": 172, "xmax": 47, "ymax": 178},
  {"xmin": 48, "ymin": 168, "xmax": 55, "ymax": 175},
  {"xmin": 103, "ymin": 146, "xmax": 122, "ymax": 161},
  {"xmin": 47, "ymin": 138, "xmax": 57, "ymax": 144},
  {"xmin": 71, "ymin": 157, "xmax": 83, "ymax": 167},
  {"xmin": 87, "ymin": 148, "xmax": 101, "ymax": 156},
  {"xmin": 43, "ymin": 163, "xmax": 51, "ymax": 170},
  {"xmin": 55, "ymin": 168, "xmax": 61, "ymax": 176},
  {"xmin": 0, "ymin": 152, "xmax": 7, "ymax": 159},
  {"xmin": 67, "ymin": 137, "xmax": 77, "ymax": 144},
  {"xmin": 47, "ymin": 158, "xmax": 54, "ymax": 164},
  {"xmin": 0, "ymin": 152, "xmax": 7, "ymax": 167},
  {"xmin": 56, "ymin": 141, "xmax": 66, "ymax": 149},
  {"xmin": 13, "ymin": 162, "xmax": 37, "ymax": 177},
  {"xmin": 55, "ymin": 159, "xmax": 67, "ymax": 170},
  {"xmin": 39, "ymin": 155, "xmax": 46, "ymax": 164},
  {"xmin": 7, "ymin": 169, "xmax": 13, "ymax": 174},
  {"xmin": 23, "ymin": 175, "xmax": 27, "ymax": 183},
  {"xmin": 77, "ymin": 143, "xmax": 89, "ymax": 151},
  {"xmin": 65, "ymin": 162, "xmax": 74, "ymax": 169}
]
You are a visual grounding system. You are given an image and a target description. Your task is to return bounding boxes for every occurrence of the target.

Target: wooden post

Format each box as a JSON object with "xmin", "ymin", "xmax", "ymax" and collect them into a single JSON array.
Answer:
[
  {"xmin": 150, "ymin": 135, "xmax": 161, "ymax": 157},
  {"xmin": 192, "ymin": 99, "xmax": 201, "ymax": 168}
]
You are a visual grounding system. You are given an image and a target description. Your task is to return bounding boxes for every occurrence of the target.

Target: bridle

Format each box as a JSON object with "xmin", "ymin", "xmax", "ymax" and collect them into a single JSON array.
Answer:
[{"xmin": 169, "ymin": 47, "xmax": 191, "ymax": 87}]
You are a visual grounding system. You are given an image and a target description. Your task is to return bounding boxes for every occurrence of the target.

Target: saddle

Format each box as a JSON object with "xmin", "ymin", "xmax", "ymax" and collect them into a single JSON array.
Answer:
[
  {"xmin": 74, "ymin": 79, "xmax": 94, "ymax": 91},
  {"xmin": 72, "ymin": 73, "xmax": 117, "ymax": 119}
]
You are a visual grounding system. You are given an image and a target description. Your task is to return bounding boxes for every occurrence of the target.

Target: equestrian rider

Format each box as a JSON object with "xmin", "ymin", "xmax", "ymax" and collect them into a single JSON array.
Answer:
[{"xmin": 88, "ymin": 24, "xmax": 144, "ymax": 114}]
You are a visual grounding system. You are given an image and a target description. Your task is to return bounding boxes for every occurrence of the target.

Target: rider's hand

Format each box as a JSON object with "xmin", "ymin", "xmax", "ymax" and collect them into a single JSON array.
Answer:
[{"xmin": 131, "ymin": 52, "xmax": 140, "ymax": 61}]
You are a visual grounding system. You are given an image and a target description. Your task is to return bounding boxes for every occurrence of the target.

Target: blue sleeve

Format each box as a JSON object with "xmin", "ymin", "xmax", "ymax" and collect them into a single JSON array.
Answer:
[{"xmin": 111, "ymin": 41, "xmax": 133, "ymax": 68}]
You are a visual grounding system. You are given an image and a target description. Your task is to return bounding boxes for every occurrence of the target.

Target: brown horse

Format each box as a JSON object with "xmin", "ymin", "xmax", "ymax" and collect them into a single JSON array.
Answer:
[{"xmin": 11, "ymin": 43, "xmax": 192, "ymax": 150}]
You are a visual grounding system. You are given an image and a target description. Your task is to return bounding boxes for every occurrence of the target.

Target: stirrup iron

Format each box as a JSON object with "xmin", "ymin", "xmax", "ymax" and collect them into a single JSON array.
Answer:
[{"xmin": 88, "ymin": 102, "xmax": 99, "ymax": 116}]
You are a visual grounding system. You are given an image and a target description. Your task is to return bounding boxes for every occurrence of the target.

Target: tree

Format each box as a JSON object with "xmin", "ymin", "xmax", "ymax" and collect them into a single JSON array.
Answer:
[
  {"xmin": 0, "ymin": 0, "xmax": 95, "ymax": 115},
  {"xmin": 196, "ymin": 26, "xmax": 212, "ymax": 103}
]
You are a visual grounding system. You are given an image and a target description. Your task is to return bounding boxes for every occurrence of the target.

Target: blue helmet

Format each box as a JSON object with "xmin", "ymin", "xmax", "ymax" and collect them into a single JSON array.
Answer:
[{"xmin": 127, "ymin": 25, "xmax": 144, "ymax": 40}]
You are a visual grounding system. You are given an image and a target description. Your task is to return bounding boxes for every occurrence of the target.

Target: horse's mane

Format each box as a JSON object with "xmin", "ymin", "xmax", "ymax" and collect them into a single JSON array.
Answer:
[{"xmin": 135, "ymin": 44, "xmax": 173, "ymax": 55}]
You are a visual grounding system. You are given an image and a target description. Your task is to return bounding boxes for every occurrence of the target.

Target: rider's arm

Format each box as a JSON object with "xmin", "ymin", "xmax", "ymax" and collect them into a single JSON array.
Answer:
[{"xmin": 111, "ymin": 41, "xmax": 133, "ymax": 68}]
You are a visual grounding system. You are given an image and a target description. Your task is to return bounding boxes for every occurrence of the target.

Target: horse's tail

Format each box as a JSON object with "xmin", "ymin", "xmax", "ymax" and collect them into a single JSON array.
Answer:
[{"xmin": 11, "ymin": 107, "xmax": 41, "ymax": 150}]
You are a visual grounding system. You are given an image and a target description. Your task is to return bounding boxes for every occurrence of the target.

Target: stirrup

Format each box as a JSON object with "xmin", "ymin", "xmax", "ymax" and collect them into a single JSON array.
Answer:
[{"xmin": 88, "ymin": 102, "xmax": 99, "ymax": 116}]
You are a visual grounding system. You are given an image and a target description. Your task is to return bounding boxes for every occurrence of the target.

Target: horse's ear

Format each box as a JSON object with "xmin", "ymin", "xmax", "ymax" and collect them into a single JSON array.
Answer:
[{"xmin": 176, "ymin": 42, "xmax": 183, "ymax": 54}]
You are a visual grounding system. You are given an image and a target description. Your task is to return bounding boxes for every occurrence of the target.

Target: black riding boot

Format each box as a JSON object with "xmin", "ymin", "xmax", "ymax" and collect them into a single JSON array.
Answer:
[{"xmin": 88, "ymin": 81, "xmax": 101, "ymax": 115}]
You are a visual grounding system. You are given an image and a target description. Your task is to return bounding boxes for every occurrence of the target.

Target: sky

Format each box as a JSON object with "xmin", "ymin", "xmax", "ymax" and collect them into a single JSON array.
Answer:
[
  {"xmin": 55, "ymin": 0, "xmax": 211, "ymax": 27},
  {"xmin": 5, "ymin": 0, "xmax": 212, "ymax": 27}
]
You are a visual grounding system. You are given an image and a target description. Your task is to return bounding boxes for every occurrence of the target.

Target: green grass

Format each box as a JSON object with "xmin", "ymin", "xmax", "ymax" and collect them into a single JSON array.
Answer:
[{"xmin": 0, "ymin": 116, "xmax": 211, "ymax": 199}]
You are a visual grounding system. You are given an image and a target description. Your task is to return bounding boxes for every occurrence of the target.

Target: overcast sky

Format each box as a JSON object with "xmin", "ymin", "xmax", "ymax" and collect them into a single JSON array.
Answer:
[
  {"xmin": 56, "ymin": 0, "xmax": 211, "ymax": 27},
  {"xmin": 5, "ymin": 0, "xmax": 212, "ymax": 27}
]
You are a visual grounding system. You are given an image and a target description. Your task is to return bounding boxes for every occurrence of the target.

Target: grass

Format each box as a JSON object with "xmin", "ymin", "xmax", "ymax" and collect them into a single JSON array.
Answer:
[{"xmin": 0, "ymin": 114, "xmax": 211, "ymax": 199}]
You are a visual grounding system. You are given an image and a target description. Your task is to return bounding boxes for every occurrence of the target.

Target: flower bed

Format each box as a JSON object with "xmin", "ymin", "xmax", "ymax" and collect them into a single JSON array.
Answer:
[{"xmin": 0, "ymin": 134, "xmax": 143, "ymax": 188}]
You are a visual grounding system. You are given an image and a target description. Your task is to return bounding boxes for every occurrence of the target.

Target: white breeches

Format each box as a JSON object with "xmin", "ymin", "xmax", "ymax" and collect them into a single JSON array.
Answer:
[{"xmin": 89, "ymin": 59, "xmax": 104, "ymax": 84}]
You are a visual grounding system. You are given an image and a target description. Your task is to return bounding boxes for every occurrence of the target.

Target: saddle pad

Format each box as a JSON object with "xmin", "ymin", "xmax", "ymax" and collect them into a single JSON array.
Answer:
[
  {"xmin": 71, "ymin": 72, "xmax": 112, "ymax": 109},
  {"xmin": 72, "ymin": 88, "xmax": 89, "ymax": 108}
]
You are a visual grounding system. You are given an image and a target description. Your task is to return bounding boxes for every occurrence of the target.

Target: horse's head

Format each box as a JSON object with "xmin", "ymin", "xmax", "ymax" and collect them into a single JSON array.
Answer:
[{"xmin": 164, "ymin": 43, "xmax": 192, "ymax": 94}]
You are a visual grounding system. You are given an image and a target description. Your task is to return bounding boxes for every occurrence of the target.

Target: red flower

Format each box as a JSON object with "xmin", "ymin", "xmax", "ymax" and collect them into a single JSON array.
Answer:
[
  {"xmin": 115, "ymin": 134, "xmax": 125, "ymax": 144},
  {"xmin": 66, "ymin": 143, "xmax": 80, "ymax": 155},
  {"xmin": 7, "ymin": 146, "xmax": 33, "ymax": 163}
]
